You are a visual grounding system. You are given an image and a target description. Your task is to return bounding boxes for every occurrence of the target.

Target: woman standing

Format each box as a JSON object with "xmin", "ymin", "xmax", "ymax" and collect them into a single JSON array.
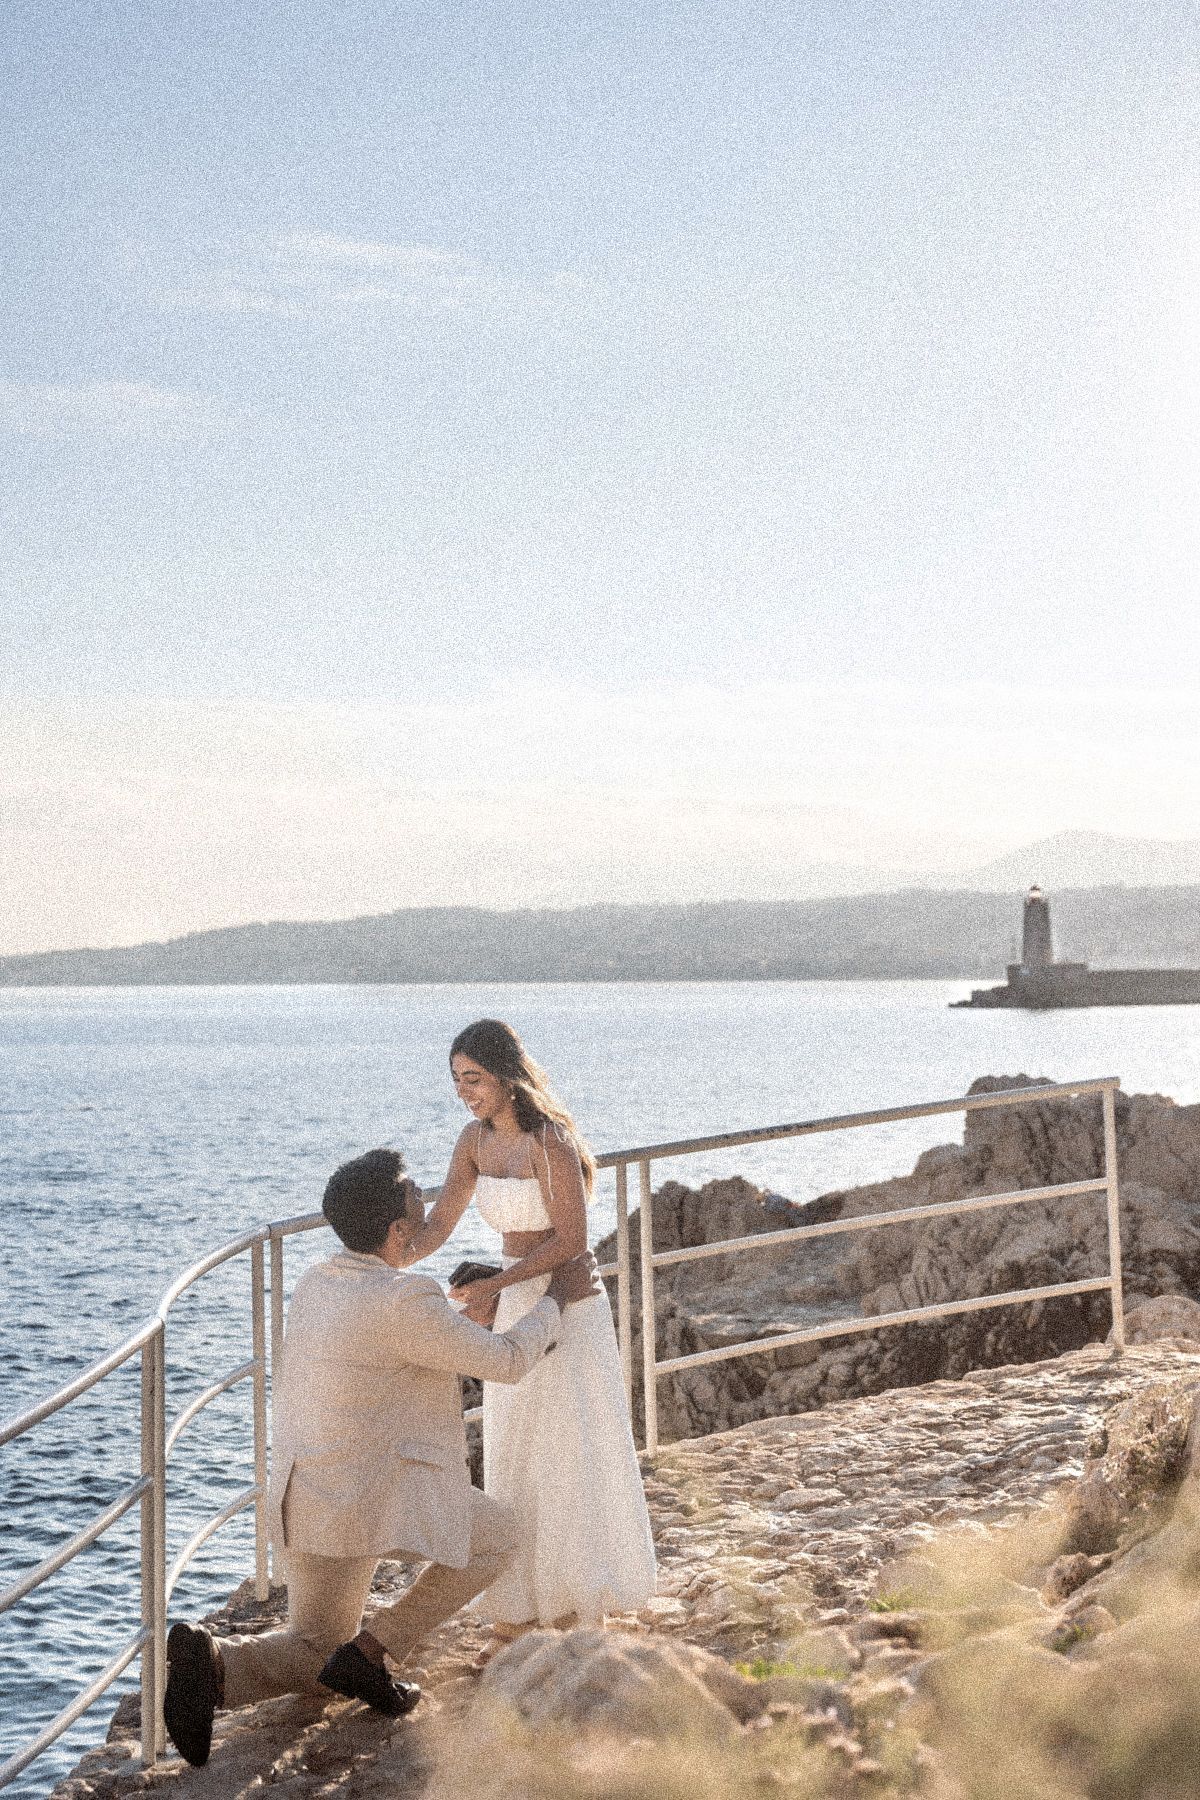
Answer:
[{"xmin": 400, "ymin": 1018, "xmax": 656, "ymax": 1640}]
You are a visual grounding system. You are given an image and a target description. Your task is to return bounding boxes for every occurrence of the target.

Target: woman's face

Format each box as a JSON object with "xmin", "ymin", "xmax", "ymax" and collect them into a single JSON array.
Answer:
[{"xmin": 451, "ymin": 1052, "xmax": 511, "ymax": 1124}]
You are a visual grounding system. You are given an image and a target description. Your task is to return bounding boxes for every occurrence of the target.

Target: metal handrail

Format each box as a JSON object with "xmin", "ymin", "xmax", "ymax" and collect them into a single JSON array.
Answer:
[
  {"xmin": 0, "ymin": 1628, "xmax": 150, "ymax": 1789},
  {"xmin": 0, "ymin": 1321, "xmax": 158, "ymax": 1448},
  {"xmin": 1, "ymin": 1228, "xmax": 273, "ymax": 1782},
  {"xmin": 165, "ymin": 1359, "xmax": 258, "ymax": 1459},
  {"xmin": 166, "ymin": 1486, "xmax": 261, "ymax": 1601},
  {"xmin": 612, "ymin": 1075, "xmax": 1125, "ymax": 1453},
  {"xmin": 1, "ymin": 1071, "xmax": 1126, "ymax": 1786},
  {"xmin": 268, "ymin": 1210, "xmax": 325, "ymax": 1238},
  {"xmin": 649, "ymin": 1176, "xmax": 1110, "ymax": 1268},
  {"xmin": 591, "ymin": 1074, "xmax": 1121, "ymax": 1167},
  {"xmin": 156, "ymin": 1223, "xmax": 268, "ymax": 1315},
  {"xmin": 655, "ymin": 1277, "xmax": 1115, "ymax": 1375},
  {"xmin": 0, "ymin": 1476, "xmax": 152, "ymax": 1616}
]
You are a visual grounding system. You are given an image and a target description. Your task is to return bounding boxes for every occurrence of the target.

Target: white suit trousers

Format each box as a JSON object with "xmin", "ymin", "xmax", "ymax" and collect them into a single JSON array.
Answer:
[{"xmin": 220, "ymin": 1488, "xmax": 517, "ymax": 1708}]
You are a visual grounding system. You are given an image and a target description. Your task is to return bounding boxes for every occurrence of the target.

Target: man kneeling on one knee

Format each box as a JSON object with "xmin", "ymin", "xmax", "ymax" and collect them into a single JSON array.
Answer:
[{"xmin": 163, "ymin": 1147, "xmax": 599, "ymax": 1766}]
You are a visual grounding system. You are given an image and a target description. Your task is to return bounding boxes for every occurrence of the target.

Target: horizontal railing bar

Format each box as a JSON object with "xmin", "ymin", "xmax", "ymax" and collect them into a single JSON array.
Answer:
[
  {"xmin": 594, "ymin": 1077, "xmax": 1120, "ymax": 1169},
  {"xmin": 0, "ymin": 1626, "xmax": 149, "ymax": 1789},
  {"xmin": 654, "ymin": 1277, "xmax": 1114, "ymax": 1374},
  {"xmin": 268, "ymin": 1211, "xmax": 327, "ymax": 1239},
  {"xmin": 267, "ymin": 1198, "xmax": 451, "ymax": 1241},
  {"xmin": 0, "ymin": 1475, "xmax": 152, "ymax": 1617},
  {"xmin": 165, "ymin": 1486, "xmax": 260, "ymax": 1602},
  {"xmin": 651, "ymin": 1179, "xmax": 1110, "ymax": 1269},
  {"xmin": 464, "ymin": 1405, "xmax": 482, "ymax": 1424},
  {"xmin": 165, "ymin": 1360, "xmax": 258, "ymax": 1460},
  {"xmin": 0, "ymin": 1322, "xmax": 160, "ymax": 1448},
  {"xmin": 156, "ymin": 1227, "xmax": 269, "ymax": 1317}
]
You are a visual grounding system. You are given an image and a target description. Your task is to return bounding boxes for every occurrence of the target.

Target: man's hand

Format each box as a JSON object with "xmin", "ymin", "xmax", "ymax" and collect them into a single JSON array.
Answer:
[
  {"xmin": 546, "ymin": 1253, "xmax": 602, "ymax": 1311},
  {"xmin": 458, "ymin": 1282, "xmax": 501, "ymax": 1328},
  {"xmin": 450, "ymin": 1269, "xmax": 502, "ymax": 1323}
]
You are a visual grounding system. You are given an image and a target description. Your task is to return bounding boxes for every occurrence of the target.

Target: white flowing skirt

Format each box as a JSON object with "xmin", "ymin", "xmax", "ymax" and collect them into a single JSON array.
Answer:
[{"xmin": 476, "ymin": 1264, "xmax": 657, "ymax": 1626}]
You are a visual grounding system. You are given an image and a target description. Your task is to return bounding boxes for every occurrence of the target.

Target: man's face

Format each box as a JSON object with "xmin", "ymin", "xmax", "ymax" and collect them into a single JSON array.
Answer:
[{"xmin": 396, "ymin": 1175, "xmax": 425, "ymax": 1239}]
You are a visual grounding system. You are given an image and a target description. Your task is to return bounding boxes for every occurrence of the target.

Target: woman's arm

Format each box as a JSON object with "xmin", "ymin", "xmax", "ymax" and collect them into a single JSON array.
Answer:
[
  {"xmin": 396, "ymin": 1126, "xmax": 478, "ymax": 1266},
  {"xmin": 451, "ymin": 1126, "xmax": 588, "ymax": 1300}
]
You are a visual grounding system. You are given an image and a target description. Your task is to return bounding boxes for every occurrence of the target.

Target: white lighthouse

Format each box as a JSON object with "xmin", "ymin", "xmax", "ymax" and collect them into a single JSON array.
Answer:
[{"xmin": 1022, "ymin": 886, "xmax": 1053, "ymax": 970}]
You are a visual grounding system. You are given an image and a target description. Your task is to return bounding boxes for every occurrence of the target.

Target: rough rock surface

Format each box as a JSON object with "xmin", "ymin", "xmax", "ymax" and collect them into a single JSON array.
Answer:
[
  {"xmin": 1117, "ymin": 1291, "xmax": 1200, "ymax": 1344},
  {"xmin": 474, "ymin": 1626, "xmax": 749, "ymax": 1738},
  {"xmin": 597, "ymin": 1077, "xmax": 1200, "ymax": 1442},
  {"xmin": 54, "ymin": 1343, "xmax": 1200, "ymax": 1798}
]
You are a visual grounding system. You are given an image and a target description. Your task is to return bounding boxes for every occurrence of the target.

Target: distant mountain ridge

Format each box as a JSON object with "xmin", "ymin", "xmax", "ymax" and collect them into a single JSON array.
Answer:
[
  {"xmin": 3, "ymin": 882, "xmax": 1200, "ymax": 986},
  {"xmin": 961, "ymin": 831, "xmax": 1200, "ymax": 893}
]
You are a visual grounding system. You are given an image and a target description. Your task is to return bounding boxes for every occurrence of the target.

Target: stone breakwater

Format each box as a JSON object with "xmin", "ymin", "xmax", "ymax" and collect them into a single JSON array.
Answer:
[
  {"xmin": 597, "ymin": 1075, "xmax": 1200, "ymax": 1442},
  {"xmin": 55, "ymin": 1340, "xmax": 1200, "ymax": 1798}
]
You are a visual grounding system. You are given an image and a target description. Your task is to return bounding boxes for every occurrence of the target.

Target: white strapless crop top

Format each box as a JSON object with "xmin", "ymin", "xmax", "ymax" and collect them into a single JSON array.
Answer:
[{"xmin": 475, "ymin": 1174, "xmax": 553, "ymax": 1234}]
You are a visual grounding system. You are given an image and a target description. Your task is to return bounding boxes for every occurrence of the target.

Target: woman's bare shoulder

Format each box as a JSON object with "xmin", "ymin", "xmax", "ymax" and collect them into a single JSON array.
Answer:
[
  {"xmin": 450, "ymin": 1121, "xmax": 482, "ymax": 1165},
  {"xmin": 538, "ymin": 1121, "xmax": 582, "ymax": 1170},
  {"xmin": 547, "ymin": 1118, "xmax": 576, "ymax": 1147}
]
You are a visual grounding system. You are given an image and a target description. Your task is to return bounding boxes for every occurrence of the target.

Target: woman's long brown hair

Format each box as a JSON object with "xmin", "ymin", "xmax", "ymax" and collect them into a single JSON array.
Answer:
[{"xmin": 449, "ymin": 1018, "xmax": 597, "ymax": 1195}]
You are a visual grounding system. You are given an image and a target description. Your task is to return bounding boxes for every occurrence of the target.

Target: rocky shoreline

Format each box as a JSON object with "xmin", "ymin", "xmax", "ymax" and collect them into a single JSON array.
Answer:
[
  {"xmin": 598, "ymin": 1075, "xmax": 1200, "ymax": 1441},
  {"xmin": 55, "ymin": 1339, "xmax": 1200, "ymax": 1798}
]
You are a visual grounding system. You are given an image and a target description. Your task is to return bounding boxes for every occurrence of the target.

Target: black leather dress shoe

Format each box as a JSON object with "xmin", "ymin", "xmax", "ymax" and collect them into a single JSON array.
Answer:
[
  {"xmin": 163, "ymin": 1621, "xmax": 222, "ymax": 1766},
  {"xmin": 318, "ymin": 1641, "xmax": 421, "ymax": 1717}
]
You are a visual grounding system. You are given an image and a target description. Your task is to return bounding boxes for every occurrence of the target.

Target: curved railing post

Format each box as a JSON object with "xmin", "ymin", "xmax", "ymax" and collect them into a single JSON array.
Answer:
[
  {"xmin": 251, "ymin": 1239, "xmax": 269, "ymax": 1600},
  {"xmin": 138, "ymin": 1336, "xmax": 158, "ymax": 1768},
  {"xmin": 151, "ymin": 1326, "xmax": 167, "ymax": 1756},
  {"xmin": 269, "ymin": 1230, "xmax": 285, "ymax": 1587},
  {"xmin": 638, "ymin": 1160, "xmax": 657, "ymax": 1456}
]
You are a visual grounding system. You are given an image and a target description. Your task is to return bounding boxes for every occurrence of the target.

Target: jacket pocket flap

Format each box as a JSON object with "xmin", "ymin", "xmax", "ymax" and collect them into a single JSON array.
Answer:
[{"xmin": 393, "ymin": 1438, "xmax": 450, "ymax": 1468}]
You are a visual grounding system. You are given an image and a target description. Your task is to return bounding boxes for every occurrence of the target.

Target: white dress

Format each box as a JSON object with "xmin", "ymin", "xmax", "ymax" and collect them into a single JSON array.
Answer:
[{"xmin": 473, "ymin": 1169, "xmax": 657, "ymax": 1626}]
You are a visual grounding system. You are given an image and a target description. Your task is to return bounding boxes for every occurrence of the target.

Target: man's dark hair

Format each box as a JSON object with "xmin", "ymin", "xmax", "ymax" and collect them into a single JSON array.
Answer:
[{"xmin": 322, "ymin": 1148, "xmax": 412, "ymax": 1253}]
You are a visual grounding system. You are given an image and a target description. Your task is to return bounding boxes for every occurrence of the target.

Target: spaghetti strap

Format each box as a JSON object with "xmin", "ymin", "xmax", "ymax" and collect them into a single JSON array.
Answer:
[{"xmin": 541, "ymin": 1121, "xmax": 554, "ymax": 1207}]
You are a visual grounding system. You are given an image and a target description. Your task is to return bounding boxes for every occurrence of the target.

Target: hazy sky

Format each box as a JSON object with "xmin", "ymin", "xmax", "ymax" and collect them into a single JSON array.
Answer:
[{"xmin": 3, "ymin": 3, "xmax": 1199, "ymax": 950}]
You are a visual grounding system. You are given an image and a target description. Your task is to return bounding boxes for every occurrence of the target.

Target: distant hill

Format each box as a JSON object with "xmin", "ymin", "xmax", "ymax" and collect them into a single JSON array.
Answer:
[
  {"xmin": 962, "ymin": 831, "xmax": 1200, "ymax": 892},
  {"xmin": 2, "ymin": 885, "xmax": 1199, "ymax": 985}
]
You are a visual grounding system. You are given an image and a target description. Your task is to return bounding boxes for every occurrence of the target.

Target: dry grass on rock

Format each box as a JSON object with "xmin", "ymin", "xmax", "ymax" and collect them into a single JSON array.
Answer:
[{"xmin": 53, "ymin": 1351, "xmax": 1200, "ymax": 1800}]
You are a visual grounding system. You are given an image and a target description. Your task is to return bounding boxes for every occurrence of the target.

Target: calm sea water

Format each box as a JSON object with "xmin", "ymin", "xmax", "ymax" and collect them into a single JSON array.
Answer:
[{"xmin": 5, "ymin": 979, "xmax": 1200, "ymax": 1794}]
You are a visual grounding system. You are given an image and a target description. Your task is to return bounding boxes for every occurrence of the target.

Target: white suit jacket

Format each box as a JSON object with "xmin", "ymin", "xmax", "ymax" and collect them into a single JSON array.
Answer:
[{"xmin": 267, "ymin": 1249, "xmax": 559, "ymax": 1567}]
